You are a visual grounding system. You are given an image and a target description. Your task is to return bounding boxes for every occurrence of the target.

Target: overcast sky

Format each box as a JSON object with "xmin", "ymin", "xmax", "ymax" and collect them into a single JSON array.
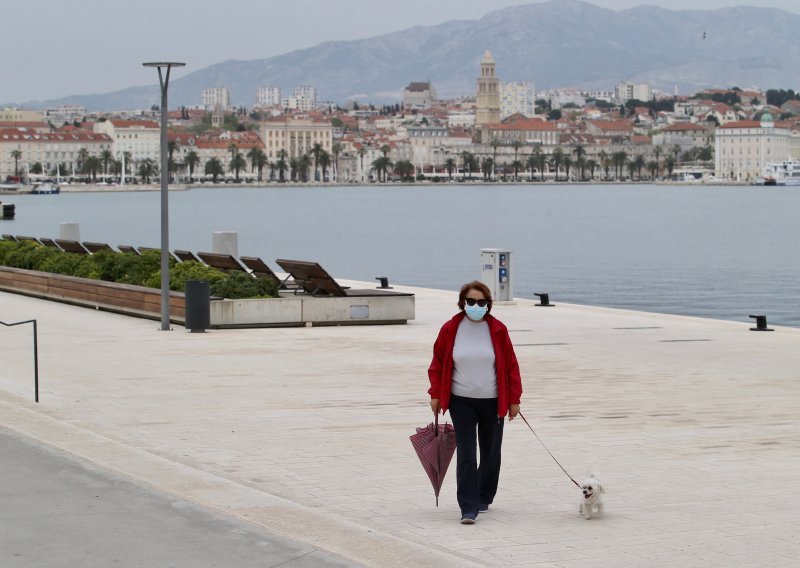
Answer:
[{"xmin": 3, "ymin": 0, "xmax": 799, "ymax": 104}]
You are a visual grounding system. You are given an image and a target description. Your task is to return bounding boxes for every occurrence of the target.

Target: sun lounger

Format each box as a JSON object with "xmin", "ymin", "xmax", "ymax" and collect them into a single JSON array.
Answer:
[
  {"xmin": 239, "ymin": 256, "xmax": 287, "ymax": 288},
  {"xmin": 173, "ymin": 250, "xmax": 202, "ymax": 263},
  {"xmin": 197, "ymin": 252, "xmax": 248, "ymax": 273},
  {"xmin": 117, "ymin": 245, "xmax": 141, "ymax": 255},
  {"xmin": 55, "ymin": 239, "xmax": 90, "ymax": 255},
  {"xmin": 83, "ymin": 241, "xmax": 114, "ymax": 253},
  {"xmin": 39, "ymin": 238, "xmax": 60, "ymax": 249},
  {"xmin": 15, "ymin": 236, "xmax": 42, "ymax": 244},
  {"xmin": 2, "ymin": 234, "xmax": 17, "ymax": 241},
  {"xmin": 275, "ymin": 259, "xmax": 348, "ymax": 296}
]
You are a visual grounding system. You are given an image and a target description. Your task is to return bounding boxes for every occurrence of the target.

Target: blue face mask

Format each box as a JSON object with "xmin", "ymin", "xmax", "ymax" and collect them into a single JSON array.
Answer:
[{"xmin": 464, "ymin": 304, "xmax": 488, "ymax": 321}]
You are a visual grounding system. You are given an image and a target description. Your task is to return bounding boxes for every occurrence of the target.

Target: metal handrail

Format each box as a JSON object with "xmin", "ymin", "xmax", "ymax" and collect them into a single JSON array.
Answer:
[{"xmin": 0, "ymin": 319, "xmax": 39, "ymax": 402}]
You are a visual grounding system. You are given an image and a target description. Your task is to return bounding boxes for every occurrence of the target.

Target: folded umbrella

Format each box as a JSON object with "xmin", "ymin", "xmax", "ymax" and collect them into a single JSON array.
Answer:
[{"xmin": 410, "ymin": 413, "xmax": 457, "ymax": 506}]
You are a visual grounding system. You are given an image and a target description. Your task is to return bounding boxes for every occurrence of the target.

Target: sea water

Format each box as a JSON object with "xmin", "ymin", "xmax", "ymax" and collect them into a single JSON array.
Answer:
[{"xmin": 6, "ymin": 183, "xmax": 800, "ymax": 327}]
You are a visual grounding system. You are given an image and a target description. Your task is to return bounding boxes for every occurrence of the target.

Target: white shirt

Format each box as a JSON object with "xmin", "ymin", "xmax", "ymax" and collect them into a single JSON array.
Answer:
[{"xmin": 451, "ymin": 317, "xmax": 497, "ymax": 398}]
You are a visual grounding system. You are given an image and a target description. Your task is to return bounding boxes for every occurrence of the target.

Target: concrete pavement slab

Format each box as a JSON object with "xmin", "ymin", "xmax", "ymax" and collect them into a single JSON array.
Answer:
[{"xmin": 1, "ymin": 280, "xmax": 800, "ymax": 567}]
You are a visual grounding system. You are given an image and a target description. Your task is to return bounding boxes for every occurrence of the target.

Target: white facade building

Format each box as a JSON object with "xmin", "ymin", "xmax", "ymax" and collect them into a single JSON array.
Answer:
[
  {"xmin": 0, "ymin": 128, "xmax": 112, "ymax": 177},
  {"xmin": 202, "ymin": 88, "xmax": 231, "ymax": 110},
  {"xmin": 256, "ymin": 87, "xmax": 281, "ymax": 106},
  {"xmin": 615, "ymin": 81, "xmax": 652, "ymax": 103},
  {"xmin": 43, "ymin": 104, "xmax": 87, "ymax": 126},
  {"xmin": 292, "ymin": 86, "xmax": 317, "ymax": 106},
  {"xmin": 715, "ymin": 113, "xmax": 798, "ymax": 181},
  {"xmin": 93, "ymin": 119, "xmax": 160, "ymax": 164},
  {"xmin": 543, "ymin": 89, "xmax": 586, "ymax": 109},
  {"xmin": 261, "ymin": 118, "xmax": 333, "ymax": 162},
  {"xmin": 500, "ymin": 82, "xmax": 535, "ymax": 118}
]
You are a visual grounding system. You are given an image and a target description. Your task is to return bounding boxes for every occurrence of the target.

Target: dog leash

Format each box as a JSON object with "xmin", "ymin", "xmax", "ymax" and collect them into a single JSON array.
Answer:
[{"xmin": 518, "ymin": 412, "xmax": 581, "ymax": 489}]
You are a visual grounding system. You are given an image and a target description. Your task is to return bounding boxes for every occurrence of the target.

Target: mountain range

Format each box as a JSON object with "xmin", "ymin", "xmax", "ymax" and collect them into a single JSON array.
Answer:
[{"xmin": 11, "ymin": 0, "xmax": 800, "ymax": 111}]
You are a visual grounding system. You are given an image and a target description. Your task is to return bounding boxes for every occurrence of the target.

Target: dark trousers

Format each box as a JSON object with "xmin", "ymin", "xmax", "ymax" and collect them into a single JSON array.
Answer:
[{"xmin": 448, "ymin": 395, "xmax": 504, "ymax": 515}]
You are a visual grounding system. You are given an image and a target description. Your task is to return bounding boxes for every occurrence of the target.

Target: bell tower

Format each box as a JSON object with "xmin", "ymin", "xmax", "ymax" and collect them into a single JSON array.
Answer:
[{"xmin": 475, "ymin": 50, "xmax": 501, "ymax": 127}]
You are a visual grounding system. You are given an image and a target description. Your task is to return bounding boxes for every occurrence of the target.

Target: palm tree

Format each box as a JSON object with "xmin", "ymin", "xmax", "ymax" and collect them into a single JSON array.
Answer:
[
  {"xmin": 586, "ymin": 159, "xmax": 599, "ymax": 180},
  {"xmin": 309, "ymin": 142, "xmax": 324, "ymax": 181},
  {"xmin": 229, "ymin": 151, "xmax": 247, "ymax": 182},
  {"xmin": 490, "ymin": 138, "xmax": 500, "ymax": 179},
  {"xmin": 665, "ymin": 155, "xmax": 676, "ymax": 178},
  {"xmin": 247, "ymin": 147, "xmax": 261, "ymax": 175},
  {"xmin": 185, "ymin": 150, "xmax": 200, "ymax": 183},
  {"xmin": 77, "ymin": 147, "xmax": 90, "ymax": 175},
  {"xmin": 100, "ymin": 148, "xmax": 114, "ymax": 177},
  {"xmin": 139, "ymin": 158, "xmax": 157, "ymax": 183},
  {"xmin": 626, "ymin": 159, "xmax": 637, "ymax": 180},
  {"xmin": 633, "ymin": 154, "xmax": 646, "ymax": 180},
  {"xmin": 357, "ymin": 146, "xmax": 367, "ymax": 181},
  {"xmin": 10, "ymin": 149, "xmax": 22, "ymax": 176},
  {"xmin": 371, "ymin": 156, "xmax": 392, "ymax": 182},
  {"xmin": 276, "ymin": 149, "xmax": 288, "ymax": 182},
  {"xmin": 83, "ymin": 155, "xmax": 102, "ymax": 181},
  {"xmin": 254, "ymin": 150, "xmax": 268, "ymax": 182},
  {"xmin": 204, "ymin": 157, "xmax": 224, "ymax": 183},
  {"xmin": 168, "ymin": 140, "xmax": 179, "ymax": 163},
  {"xmin": 511, "ymin": 140, "xmax": 522, "ymax": 166},
  {"xmin": 30, "ymin": 162, "xmax": 43, "ymax": 174},
  {"xmin": 394, "ymin": 160, "xmax": 415, "ymax": 181},
  {"xmin": 598, "ymin": 150, "xmax": 610, "ymax": 181},
  {"xmin": 550, "ymin": 147, "xmax": 564, "ymax": 181},
  {"xmin": 481, "ymin": 157, "xmax": 494, "ymax": 181},
  {"xmin": 562, "ymin": 156, "xmax": 573, "ymax": 182},
  {"xmin": 444, "ymin": 158, "xmax": 456, "ymax": 181},
  {"xmin": 461, "ymin": 151, "xmax": 474, "ymax": 180},
  {"xmin": 612, "ymin": 151, "xmax": 628, "ymax": 180},
  {"xmin": 289, "ymin": 158, "xmax": 300, "ymax": 181},
  {"xmin": 331, "ymin": 142, "xmax": 343, "ymax": 182},
  {"xmin": 511, "ymin": 160, "xmax": 523, "ymax": 181},
  {"xmin": 380, "ymin": 144, "xmax": 391, "ymax": 157},
  {"xmin": 318, "ymin": 150, "xmax": 332, "ymax": 182},
  {"xmin": 574, "ymin": 144, "xmax": 587, "ymax": 181},
  {"xmin": 227, "ymin": 143, "xmax": 238, "ymax": 162},
  {"xmin": 653, "ymin": 146, "xmax": 662, "ymax": 177},
  {"xmin": 646, "ymin": 160, "xmax": 659, "ymax": 180},
  {"xmin": 298, "ymin": 154, "xmax": 312, "ymax": 182}
]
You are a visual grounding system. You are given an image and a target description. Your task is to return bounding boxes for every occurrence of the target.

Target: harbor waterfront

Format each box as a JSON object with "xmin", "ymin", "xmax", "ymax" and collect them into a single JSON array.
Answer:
[{"xmin": 4, "ymin": 183, "xmax": 799, "ymax": 327}]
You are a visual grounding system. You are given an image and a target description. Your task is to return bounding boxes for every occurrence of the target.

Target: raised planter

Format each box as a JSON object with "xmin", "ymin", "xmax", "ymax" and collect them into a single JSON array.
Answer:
[{"xmin": 0, "ymin": 266, "xmax": 415, "ymax": 327}]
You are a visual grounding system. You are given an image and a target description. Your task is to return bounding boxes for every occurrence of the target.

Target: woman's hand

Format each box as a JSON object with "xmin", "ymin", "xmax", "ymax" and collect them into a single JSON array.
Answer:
[
  {"xmin": 508, "ymin": 404, "xmax": 520, "ymax": 420},
  {"xmin": 430, "ymin": 398, "xmax": 441, "ymax": 415}
]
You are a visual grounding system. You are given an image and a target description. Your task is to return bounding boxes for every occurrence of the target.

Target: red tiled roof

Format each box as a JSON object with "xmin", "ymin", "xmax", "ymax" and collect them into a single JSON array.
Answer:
[
  {"xmin": 109, "ymin": 120, "xmax": 159, "ymax": 128},
  {"xmin": 0, "ymin": 128, "xmax": 111, "ymax": 143},
  {"xmin": 485, "ymin": 118, "xmax": 557, "ymax": 131},
  {"xmin": 588, "ymin": 120, "xmax": 633, "ymax": 131},
  {"xmin": 663, "ymin": 123, "xmax": 706, "ymax": 132}
]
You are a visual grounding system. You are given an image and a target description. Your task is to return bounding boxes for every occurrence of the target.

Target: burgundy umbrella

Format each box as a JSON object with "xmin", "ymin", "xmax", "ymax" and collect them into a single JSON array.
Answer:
[{"xmin": 410, "ymin": 414, "xmax": 457, "ymax": 506}]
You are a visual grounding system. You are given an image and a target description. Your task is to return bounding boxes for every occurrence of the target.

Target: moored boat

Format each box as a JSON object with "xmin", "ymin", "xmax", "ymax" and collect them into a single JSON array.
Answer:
[{"xmin": 31, "ymin": 182, "xmax": 60, "ymax": 194}]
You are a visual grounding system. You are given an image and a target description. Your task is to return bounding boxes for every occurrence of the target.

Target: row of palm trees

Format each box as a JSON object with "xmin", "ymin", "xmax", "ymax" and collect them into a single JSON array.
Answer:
[{"xmin": 437, "ymin": 143, "xmax": 694, "ymax": 182}]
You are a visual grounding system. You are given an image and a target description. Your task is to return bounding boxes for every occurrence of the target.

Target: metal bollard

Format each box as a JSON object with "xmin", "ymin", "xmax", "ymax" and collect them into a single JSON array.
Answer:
[
  {"xmin": 748, "ymin": 314, "xmax": 773, "ymax": 332},
  {"xmin": 534, "ymin": 292, "xmax": 554, "ymax": 307}
]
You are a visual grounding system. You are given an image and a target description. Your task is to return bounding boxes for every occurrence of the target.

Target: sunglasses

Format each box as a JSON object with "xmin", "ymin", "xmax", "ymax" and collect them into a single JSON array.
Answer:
[{"xmin": 465, "ymin": 298, "xmax": 488, "ymax": 307}]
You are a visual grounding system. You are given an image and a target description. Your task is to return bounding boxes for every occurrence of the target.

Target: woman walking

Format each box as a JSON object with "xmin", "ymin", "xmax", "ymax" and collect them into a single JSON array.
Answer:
[{"xmin": 427, "ymin": 281, "xmax": 523, "ymax": 524}]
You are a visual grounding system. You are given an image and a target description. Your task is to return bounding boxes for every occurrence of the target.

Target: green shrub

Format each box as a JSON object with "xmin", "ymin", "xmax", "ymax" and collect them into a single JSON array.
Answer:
[
  {"xmin": 0, "ymin": 241, "xmax": 277, "ymax": 299},
  {"xmin": 145, "ymin": 260, "xmax": 226, "ymax": 291},
  {"xmin": 211, "ymin": 271, "xmax": 277, "ymax": 299}
]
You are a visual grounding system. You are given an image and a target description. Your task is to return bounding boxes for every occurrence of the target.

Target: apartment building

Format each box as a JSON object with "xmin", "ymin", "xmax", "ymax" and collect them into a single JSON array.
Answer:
[
  {"xmin": 715, "ymin": 113, "xmax": 797, "ymax": 181},
  {"xmin": 293, "ymin": 86, "xmax": 317, "ymax": 106},
  {"xmin": 202, "ymin": 87, "xmax": 231, "ymax": 110},
  {"xmin": 615, "ymin": 81, "xmax": 652, "ymax": 103},
  {"xmin": 0, "ymin": 108, "xmax": 44, "ymax": 122},
  {"xmin": 500, "ymin": 82, "xmax": 535, "ymax": 118},
  {"xmin": 256, "ymin": 87, "xmax": 281, "ymax": 106},
  {"xmin": 480, "ymin": 117, "xmax": 559, "ymax": 146}
]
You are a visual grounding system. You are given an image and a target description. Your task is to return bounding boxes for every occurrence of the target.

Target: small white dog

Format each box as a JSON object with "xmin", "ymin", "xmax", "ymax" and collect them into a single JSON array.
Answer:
[{"xmin": 578, "ymin": 474, "xmax": 605, "ymax": 520}]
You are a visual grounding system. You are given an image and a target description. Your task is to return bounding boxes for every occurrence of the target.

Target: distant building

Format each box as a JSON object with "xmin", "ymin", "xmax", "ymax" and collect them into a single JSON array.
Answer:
[
  {"xmin": 281, "ymin": 96, "xmax": 313, "ymax": 112},
  {"xmin": 0, "ymin": 128, "xmax": 112, "ymax": 177},
  {"xmin": 715, "ymin": 113, "xmax": 798, "ymax": 181},
  {"xmin": 93, "ymin": 119, "xmax": 160, "ymax": 163},
  {"xmin": 202, "ymin": 88, "xmax": 231, "ymax": 110},
  {"xmin": 292, "ymin": 85, "xmax": 317, "ymax": 107},
  {"xmin": 480, "ymin": 116, "xmax": 559, "ymax": 146},
  {"xmin": 475, "ymin": 50, "xmax": 501, "ymax": 127},
  {"xmin": 261, "ymin": 118, "xmax": 333, "ymax": 162},
  {"xmin": 447, "ymin": 111, "xmax": 476, "ymax": 129},
  {"xmin": 615, "ymin": 81, "xmax": 652, "ymax": 103},
  {"xmin": 0, "ymin": 108, "xmax": 44, "ymax": 123},
  {"xmin": 256, "ymin": 87, "xmax": 281, "ymax": 106},
  {"xmin": 500, "ymin": 82, "xmax": 535, "ymax": 118},
  {"xmin": 542, "ymin": 89, "xmax": 586, "ymax": 109},
  {"xmin": 44, "ymin": 104, "xmax": 87, "ymax": 126},
  {"xmin": 403, "ymin": 82, "xmax": 437, "ymax": 109}
]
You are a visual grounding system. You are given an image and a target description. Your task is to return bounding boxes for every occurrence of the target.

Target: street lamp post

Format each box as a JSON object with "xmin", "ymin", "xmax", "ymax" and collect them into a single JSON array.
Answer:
[{"xmin": 143, "ymin": 61, "xmax": 185, "ymax": 331}]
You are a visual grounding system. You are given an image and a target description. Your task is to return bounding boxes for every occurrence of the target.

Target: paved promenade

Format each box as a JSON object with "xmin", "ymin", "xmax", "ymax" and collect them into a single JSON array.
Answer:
[{"xmin": 1, "ymin": 282, "xmax": 799, "ymax": 567}]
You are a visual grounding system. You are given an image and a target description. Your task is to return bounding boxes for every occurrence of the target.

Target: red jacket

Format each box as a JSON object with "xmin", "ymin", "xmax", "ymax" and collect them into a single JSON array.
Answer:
[{"xmin": 428, "ymin": 312, "xmax": 523, "ymax": 417}]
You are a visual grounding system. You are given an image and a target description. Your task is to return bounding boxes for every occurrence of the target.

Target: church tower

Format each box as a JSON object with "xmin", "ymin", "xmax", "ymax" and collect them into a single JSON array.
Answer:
[{"xmin": 475, "ymin": 50, "xmax": 501, "ymax": 127}]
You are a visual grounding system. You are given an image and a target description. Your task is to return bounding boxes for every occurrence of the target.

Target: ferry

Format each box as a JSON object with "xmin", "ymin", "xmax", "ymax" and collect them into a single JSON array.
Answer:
[{"xmin": 759, "ymin": 160, "xmax": 800, "ymax": 186}]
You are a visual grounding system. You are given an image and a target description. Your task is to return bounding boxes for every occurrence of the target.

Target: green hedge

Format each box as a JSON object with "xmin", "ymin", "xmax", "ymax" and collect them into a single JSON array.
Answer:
[{"xmin": 0, "ymin": 240, "xmax": 277, "ymax": 299}]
